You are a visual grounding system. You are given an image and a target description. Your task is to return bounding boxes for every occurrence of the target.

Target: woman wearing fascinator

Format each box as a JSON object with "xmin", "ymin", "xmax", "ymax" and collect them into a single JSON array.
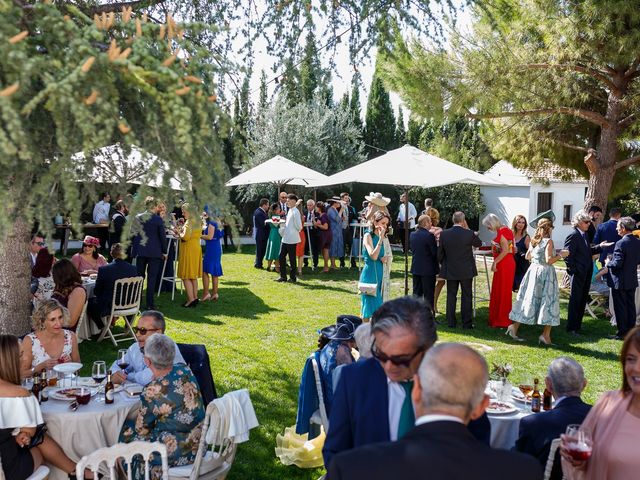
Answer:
[{"xmin": 363, "ymin": 193, "xmax": 394, "ymax": 302}]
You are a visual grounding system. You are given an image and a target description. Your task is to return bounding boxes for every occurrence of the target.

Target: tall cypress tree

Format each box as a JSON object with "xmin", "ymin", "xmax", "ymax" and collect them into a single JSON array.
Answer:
[
  {"xmin": 406, "ymin": 116, "xmax": 423, "ymax": 147},
  {"xmin": 349, "ymin": 79, "xmax": 364, "ymax": 135},
  {"xmin": 364, "ymin": 72, "xmax": 396, "ymax": 158},
  {"xmin": 395, "ymin": 106, "xmax": 407, "ymax": 147},
  {"xmin": 258, "ymin": 69, "xmax": 269, "ymax": 114}
]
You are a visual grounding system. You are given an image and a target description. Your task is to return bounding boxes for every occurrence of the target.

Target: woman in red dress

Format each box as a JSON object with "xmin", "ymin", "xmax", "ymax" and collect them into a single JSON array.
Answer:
[{"xmin": 483, "ymin": 214, "xmax": 516, "ymax": 328}]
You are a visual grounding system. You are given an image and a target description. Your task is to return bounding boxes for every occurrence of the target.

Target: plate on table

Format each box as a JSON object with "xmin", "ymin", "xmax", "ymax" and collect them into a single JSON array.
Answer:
[
  {"xmin": 124, "ymin": 384, "xmax": 143, "ymax": 397},
  {"xmin": 511, "ymin": 387, "xmax": 530, "ymax": 403},
  {"xmin": 77, "ymin": 378, "xmax": 123, "ymax": 393},
  {"xmin": 49, "ymin": 387, "xmax": 97, "ymax": 402},
  {"xmin": 53, "ymin": 362, "xmax": 83, "ymax": 374},
  {"xmin": 487, "ymin": 401, "xmax": 518, "ymax": 415}
]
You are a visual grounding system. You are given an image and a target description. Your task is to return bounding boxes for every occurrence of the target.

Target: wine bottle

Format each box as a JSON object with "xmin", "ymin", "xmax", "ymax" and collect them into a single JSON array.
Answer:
[
  {"xmin": 543, "ymin": 386, "xmax": 553, "ymax": 411},
  {"xmin": 40, "ymin": 372, "xmax": 48, "ymax": 403},
  {"xmin": 105, "ymin": 370, "xmax": 115, "ymax": 404},
  {"xmin": 531, "ymin": 378, "xmax": 541, "ymax": 412},
  {"xmin": 31, "ymin": 373, "xmax": 41, "ymax": 403}
]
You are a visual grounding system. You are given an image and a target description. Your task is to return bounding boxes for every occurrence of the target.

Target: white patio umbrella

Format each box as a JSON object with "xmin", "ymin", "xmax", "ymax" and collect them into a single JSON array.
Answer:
[
  {"xmin": 225, "ymin": 155, "xmax": 329, "ymax": 188},
  {"xmin": 311, "ymin": 145, "xmax": 504, "ymax": 294}
]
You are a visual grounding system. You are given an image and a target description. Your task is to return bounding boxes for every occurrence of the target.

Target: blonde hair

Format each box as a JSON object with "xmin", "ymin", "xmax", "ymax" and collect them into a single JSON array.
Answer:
[
  {"xmin": 32, "ymin": 299, "xmax": 70, "ymax": 331},
  {"xmin": 482, "ymin": 213, "xmax": 502, "ymax": 231},
  {"xmin": 425, "ymin": 206, "xmax": 440, "ymax": 227},
  {"xmin": 511, "ymin": 215, "xmax": 528, "ymax": 236},
  {"xmin": 531, "ymin": 218, "xmax": 553, "ymax": 247}
]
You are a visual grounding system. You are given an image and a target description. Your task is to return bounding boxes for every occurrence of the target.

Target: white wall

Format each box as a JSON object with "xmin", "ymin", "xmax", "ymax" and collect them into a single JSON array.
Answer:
[
  {"xmin": 479, "ymin": 186, "xmax": 530, "ymax": 244},
  {"xmin": 529, "ymin": 183, "xmax": 587, "ymax": 245}
]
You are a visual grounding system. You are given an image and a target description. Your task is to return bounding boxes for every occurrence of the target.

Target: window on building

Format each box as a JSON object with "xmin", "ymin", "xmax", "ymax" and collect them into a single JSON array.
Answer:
[
  {"xmin": 563, "ymin": 205, "xmax": 572, "ymax": 224},
  {"xmin": 537, "ymin": 192, "xmax": 553, "ymax": 214}
]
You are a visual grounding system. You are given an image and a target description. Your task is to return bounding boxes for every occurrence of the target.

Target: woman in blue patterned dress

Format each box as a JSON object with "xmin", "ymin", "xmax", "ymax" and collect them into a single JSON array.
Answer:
[
  {"xmin": 359, "ymin": 211, "xmax": 391, "ymax": 321},
  {"xmin": 120, "ymin": 334, "xmax": 205, "ymax": 480},
  {"xmin": 508, "ymin": 218, "xmax": 569, "ymax": 345},
  {"xmin": 327, "ymin": 198, "xmax": 344, "ymax": 270},
  {"xmin": 201, "ymin": 211, "xmax": 224, "ymax": 301}
]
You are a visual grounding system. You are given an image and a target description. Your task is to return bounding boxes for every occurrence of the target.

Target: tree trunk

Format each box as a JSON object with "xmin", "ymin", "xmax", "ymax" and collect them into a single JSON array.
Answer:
[
  {"xmin": 0, "ymin": 219, "xmax": 34, "ymax": 335},
  {"xmin": 583, "ymin": 164, "xmax": 616, "ymax": 212}
]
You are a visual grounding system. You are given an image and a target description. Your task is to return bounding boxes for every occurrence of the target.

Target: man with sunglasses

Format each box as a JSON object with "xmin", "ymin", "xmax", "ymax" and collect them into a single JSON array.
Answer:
[
  {"xmin": 29, "ymin": 233, "xmax": 46, "ymax": 294},
  {"xmin": 323, "ymin": 297, "xmax": 490, "ymax": 468},
  {"xmin": 327, "ymin": 344, "xmax": 541, "ymax": 480},
  {"xmin": 110, "ymin": 310, "xmax": 184, "ymax": 385}
]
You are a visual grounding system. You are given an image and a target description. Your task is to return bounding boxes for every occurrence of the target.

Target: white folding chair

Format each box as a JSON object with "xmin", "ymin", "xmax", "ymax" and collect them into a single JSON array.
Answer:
[
  {"xmin": 543, "ymin": 438, "xmax": 564, "ymax": 480},
  {"xmin": 76, "ymin": 441, "xmax": 169, "ymax": 480},
  {"xmin": 168, "ymin": 401, "xmax": 238, "ymax": 480},
  {"xmin": 75, "ymin": 300, "xmax": 89, "ymax": 344},
  {"xmin": 310, "ymin": 355, "xmax": 329, "ymax": 434},
  {"xmin": 97, "ymin": 276, "xmax": 144, "ymax": 346}
]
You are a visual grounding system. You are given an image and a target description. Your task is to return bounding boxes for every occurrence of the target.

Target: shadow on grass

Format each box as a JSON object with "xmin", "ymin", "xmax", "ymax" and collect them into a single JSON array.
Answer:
[{"xmin": 224, "ymin": 281, "xmax": 250, "ymax": 286}]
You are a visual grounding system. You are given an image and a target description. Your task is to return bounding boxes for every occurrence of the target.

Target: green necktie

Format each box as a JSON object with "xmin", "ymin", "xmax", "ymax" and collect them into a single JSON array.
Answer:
[{"xmin": 397, "ymin": 380, "xmax": 415, "ymax": 439}]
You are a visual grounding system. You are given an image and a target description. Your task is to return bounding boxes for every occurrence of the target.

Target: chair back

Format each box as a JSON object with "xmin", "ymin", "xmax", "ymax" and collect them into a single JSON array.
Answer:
[
  {"xmin": 75, "ymin": 300, "xmax": 89, "ymax": 343},
  {"xmin": 543, "ymin": 438, "xmax": 563, "ymax": 480},
  {"xmin": 110, "ymin": 276, "xmax": 144, "ymax": 316},
  {"xmin": 76, "ymin": 441, "xmax": 169, "ymax": 480},
  {"xmin": 177, "ymin": 343, "xmax": 218, "ymax": 404},
  {"xmin": 310, "ymin": 354, "xmax": 329, "ymax": 433}
]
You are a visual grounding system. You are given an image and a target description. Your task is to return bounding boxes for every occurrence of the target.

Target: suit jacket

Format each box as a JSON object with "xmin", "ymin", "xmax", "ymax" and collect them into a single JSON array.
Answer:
[
  {"xmin": 93, "ymin": 259, "xmax": 138, "ymax": 315},
  {"xmin": 253, "ymin": 207, "xmax": 269, "ymax": 240},
  {"xmin": 515, "ymin": 396, "xmax": 591, "ymax": 479},
  {"xmin": 328, "ymin": 420, "xmax": 541, "ymax": 480},
  {"xmin": 131, "ymin": 212, "xmax": 167, "ymax": 258},
  {"xmin": 606, "ymin": 234, "xmax": 640, "ymax": 290},
  {"xmin": 594, "ymin": 219, "xmax": 621, "ymax": 263},
  {"xmin": 410, "ymin": 227, "xmax": 438, "ymax": 277},
  {"xmin": 563, "ymin": 228, "xmax": 601, "ymax": 278},
  {"xmin": 438, "ymin": 225, "xmax": 482, "ymax": 280},
  {"xmin": 322, "ymin": 358, "xmax": 491, "ymax": 467}
]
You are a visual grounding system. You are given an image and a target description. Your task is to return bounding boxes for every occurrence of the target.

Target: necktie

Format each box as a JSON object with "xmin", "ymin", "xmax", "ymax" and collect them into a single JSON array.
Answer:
[{"xmin": 397, "ymin": 380, "xmax": 415, "ymax": 439}]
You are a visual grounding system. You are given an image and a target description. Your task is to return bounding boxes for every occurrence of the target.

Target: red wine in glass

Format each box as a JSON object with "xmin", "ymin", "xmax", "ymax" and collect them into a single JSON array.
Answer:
[
  {"xmin": 92, "ymin": 361, "xmax": 106, "ymax": 385},
  {"xmin": 117, "ymin": 362, "xmax": 129, "ymax": 370},
  {"xmin": 117, "ymin": 350, "xmax": 128, "ymax": 371},
  {"xmin": 92, "ymin": 375, "xmax": 106, "ymax": 384},
  {"xmin": 75, "ymin": 389, "xmax": 91, "ymax": 405},
  {"xmin": 567, "ymin": 442, "xmax": 592, "ymax": 461}
]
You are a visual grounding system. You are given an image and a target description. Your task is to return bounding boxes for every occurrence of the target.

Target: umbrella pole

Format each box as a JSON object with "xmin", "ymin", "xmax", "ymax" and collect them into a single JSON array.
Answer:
[{"xmin": 404, "ymin": 188, "xmax": 409, "ymax": 296}]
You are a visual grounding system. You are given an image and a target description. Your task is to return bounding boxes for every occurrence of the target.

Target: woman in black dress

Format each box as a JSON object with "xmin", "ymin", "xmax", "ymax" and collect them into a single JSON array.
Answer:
[{"xmin": 511, "ymin": 214, "xmax": 531, "ymax": 291}]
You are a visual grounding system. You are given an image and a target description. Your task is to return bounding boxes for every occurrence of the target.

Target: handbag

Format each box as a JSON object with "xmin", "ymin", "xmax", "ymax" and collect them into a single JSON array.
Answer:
[{"xmin": 29, "ymin": 424, "xmax": 48, "ymax": 448}]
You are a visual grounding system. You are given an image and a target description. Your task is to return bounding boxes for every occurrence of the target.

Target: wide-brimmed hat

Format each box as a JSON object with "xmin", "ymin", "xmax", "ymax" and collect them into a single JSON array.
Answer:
[
  {"xmin": 318, "ymin": 325, "xmax": 337, "ymax": 338},
  {"xmin": 365, "ymin": 192, "xmax": 390, "ymax": 207},
  {"xmin": 328, "ymin": 315, "xmax": 363, "ymax": 341},
  {"xmin": 529, "ymin": 210, "xmax": 555, "ymax": 228},
  {"xmin": 82, "ymin": 235, "xmax": 100, "ymax": 247},
  {"xmin": 326, "ymin": 196, "xmax": 342, "ymax": 205}
]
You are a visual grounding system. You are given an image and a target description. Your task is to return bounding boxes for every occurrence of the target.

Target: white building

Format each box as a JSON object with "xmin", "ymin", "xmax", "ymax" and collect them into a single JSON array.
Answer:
[{"xmin": 479, "ymin": 160, "xmax": 588, "ymax": 245}]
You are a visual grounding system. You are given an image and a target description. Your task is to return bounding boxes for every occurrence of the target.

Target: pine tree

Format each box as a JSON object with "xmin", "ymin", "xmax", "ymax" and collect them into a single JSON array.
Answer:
[
  {"xmin": 395, "ymin": 106, "xmax": 407, "ymax": 147},
  {"xmin": 258, "ymin": 69, "xmax": 269, "ymax": 113},
  {"xmin": 299, "ymin": 31, "xmax": 320, "ymax": 102},
  {"xmin": 364, "ymin": 73, "xmax": 396, "ymax": 158},
  {"xmin": 349, "ymin": 77, "xmax": 364, "ymax": 134},
  {"xmin": 406, "ymin": 116, "xmax": 423, "ymax": 147}
]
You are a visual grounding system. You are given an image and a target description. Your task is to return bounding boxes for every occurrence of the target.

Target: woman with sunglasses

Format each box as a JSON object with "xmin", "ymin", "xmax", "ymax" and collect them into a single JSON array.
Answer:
[{"xmin": 70, "ymin": 235, "xmax": 107, "ymax": 276}]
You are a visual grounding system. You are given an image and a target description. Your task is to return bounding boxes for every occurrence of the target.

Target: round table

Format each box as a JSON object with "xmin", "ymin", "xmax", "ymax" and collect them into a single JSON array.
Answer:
[
  {"xmin": 41, "ymin": 385, "xmax": 140, "ymax": 480},
  {"xmin": 488, "ymin": 408, "xmax": 531, "ymax": 450}
]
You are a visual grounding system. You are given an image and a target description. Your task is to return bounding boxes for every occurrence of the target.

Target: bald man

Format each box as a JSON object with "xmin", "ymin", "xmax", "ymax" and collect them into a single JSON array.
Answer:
[{"xmin": 327, "ymin": 343, "xmax": 542, "ymax": 480}]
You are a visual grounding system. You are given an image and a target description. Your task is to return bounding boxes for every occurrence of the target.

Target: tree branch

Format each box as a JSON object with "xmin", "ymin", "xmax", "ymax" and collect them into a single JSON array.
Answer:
[
  {"xmin": 469, "ymin": 107, "xmax": 610, "ymax": 128},
  {"xmin": 522, "ymin": 63, "xmax": 617, "ymax": 93},
  {"xmin": 552, "ymin": 139, "xmax": 589, "ymax": 153},
  {"xmin": 624, "ymin": 56, "xmax": 640, "ymax": 79},
  {"xmin": 615, "ymin": 154, "xmax": 640, "ymax": 170},
  {"xmin": 85, "ymin": 0, "xmax": 167, "ymax": 14},
  {"xmin": 619, "ymin": 113, "xmax": 637, "ymax": 130}
]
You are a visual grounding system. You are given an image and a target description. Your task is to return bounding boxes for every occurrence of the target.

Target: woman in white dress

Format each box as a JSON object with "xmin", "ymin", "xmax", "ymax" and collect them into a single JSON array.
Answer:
[{"xmin": 364, "ymin": 193, "xmax": 393, "ymax": 302}]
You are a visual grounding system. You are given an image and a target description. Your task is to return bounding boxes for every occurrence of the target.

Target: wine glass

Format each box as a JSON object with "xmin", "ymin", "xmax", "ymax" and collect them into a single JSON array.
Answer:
[
  {"xmin": 92, "ymin": 361, "xmax": 106, "ymax": 385},
  {"xmin": 565, "ymin": 425, "xmax": 593, "ymax": 461},
  {"xmin": 117, "ymin": 350, "xmax": 129, "ymax": 371},
  {"xmin": 518, "ymin": 377, "xmax": 534, "ymax": 408}
]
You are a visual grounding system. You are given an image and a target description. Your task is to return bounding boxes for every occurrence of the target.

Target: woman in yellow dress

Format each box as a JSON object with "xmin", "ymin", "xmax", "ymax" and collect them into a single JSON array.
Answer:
[{"xmin": 176, "ymin": 203, "xmax": 203, "ymax": 307}]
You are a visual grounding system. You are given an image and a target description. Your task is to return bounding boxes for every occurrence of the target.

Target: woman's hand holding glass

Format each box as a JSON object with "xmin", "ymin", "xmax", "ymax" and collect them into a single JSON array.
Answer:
[{"xmin": 560, "ymin": 424, "xmax": 593, "ymax": 469}]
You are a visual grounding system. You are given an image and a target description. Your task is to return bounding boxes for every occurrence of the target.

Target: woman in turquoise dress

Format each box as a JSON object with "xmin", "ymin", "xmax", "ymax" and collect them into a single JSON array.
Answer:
[
  {"xmin": 359, "ymin": 211, "xmax": 391, "ymax": 321},
  {"xmin": 201, "ymin": 211, "xmax": 224, "ymax": 301},
  {"xmin": 120, "ymin": 334, "xmax": 205, "ymax": 480},
  {"xmin": 508, "ymin": 218, "xmax": 569, "ymax": 345},
  {"xmin": 265, "ymin": 203, "xmax": 282, "ymax": 272}
]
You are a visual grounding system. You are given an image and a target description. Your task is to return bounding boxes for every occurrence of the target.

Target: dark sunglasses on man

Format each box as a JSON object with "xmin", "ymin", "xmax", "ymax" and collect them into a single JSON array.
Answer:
[
  {"xmin": 133, "ymin": 326, "xmax": 161, "ymax": 335},
  {"xmin": 371, "ymin": 339, "xmax": 426, "ymax": 368}
]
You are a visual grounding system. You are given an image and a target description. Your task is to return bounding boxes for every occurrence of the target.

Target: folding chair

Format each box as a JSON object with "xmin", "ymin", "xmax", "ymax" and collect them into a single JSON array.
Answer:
[
  {"xmin": 543, "ymin": 438, "xmax": 564, "ymax": 480},
  {"xmin": 177, "ymin": 343, "xmax": 218, "ymax": 404},
  {"xmin": 75, "ymin": 300, "xmax": 89, "ymax": 344},
  {"xmin": 76, "ymin": 441, "xmax": 169, "ymax": 480},
  {"xmin": 97, "ymin": 276, "xmax": 144, "ymax": 346},
  {"xmin": 310, "ymin": 354, "xmax": 329, "ymax": 434}
]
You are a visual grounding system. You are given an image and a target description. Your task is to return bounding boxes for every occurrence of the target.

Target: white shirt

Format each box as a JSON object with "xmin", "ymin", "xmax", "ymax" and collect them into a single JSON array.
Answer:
[
  {"xmin": 387, "ymin": 378, "xmax": 415, "ymax": 441},
  {"xmin": 397, "ymin": 202, "xmax": 417, "ymax": 229},
  {"xmin": 93, "ymin": 200, "xmax": 111, "ymax": 223},
  {"xmin": 415, "ymin": 414, "xmax": 464, "ymax": 426},
  {"xmin": 280, "ymin": 207, "xmax": 302, "ymax": 245},
  {"xmin": 110, "ymin": 341, "xmax": 185, "ymax": 386}
]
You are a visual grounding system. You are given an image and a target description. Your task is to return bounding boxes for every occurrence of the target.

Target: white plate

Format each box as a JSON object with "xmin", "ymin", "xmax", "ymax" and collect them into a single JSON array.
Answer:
[
  {"xmin": 49, "ymin": 387, "xmax": 97, "ymax": 402},
  {"xmin": 486, "ymin": 401, "xmax": 518, "ymax": 415},
  {"xmin": 53, "ymin": 362, "xmax": 83, "ymax": 374},
  {"xmin": 124, "ymin": 385, "xmax": 143, "ymax": 396}
]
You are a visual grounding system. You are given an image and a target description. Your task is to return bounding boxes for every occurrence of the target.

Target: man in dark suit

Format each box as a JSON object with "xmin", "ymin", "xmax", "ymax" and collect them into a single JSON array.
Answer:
[
  {"xmin": 564, "ymin": 210, "xmax": 609, "ymax": 335},
  {"xmin": 323, "ymin": 297, "xmax": 491, "ymax": 468},
  {"xmin": 89, "ymin": 243, "xmax": 138, "ymax": 328},
  {"xmin": 438, "ymin": 211, "xmax": 482, "ymax": 329},
  {"xmin": 515, "ymin": 357, "xmax": 591, "ymax": 480},
  {"xmin": 586, "ymin": 205, "xmax": 603, "ymax": 243},
  {"xmin": 410, "ymin": 214, "xmax": 438, "ymax": 311},
  {"xmin": 594, "ymin": 207, "xmax": 622, "ymax": 264},
  {"xmin": 131, "ymin": 196, "xmax": 167, "ymax": 310},
  {"xmin": 278, "ymin": 191, "xmax": 288, "ymax": 215},
  {"xmin": 604, "ymin": 217, "xmax": 640, "ymax": 339},
  {"xmin": 253, "ymin": 198, "xmax": 270, "ymax": 269},
  {"xmin": 327, "ymin": 343, "xmax": 541, "ymax": 480}
]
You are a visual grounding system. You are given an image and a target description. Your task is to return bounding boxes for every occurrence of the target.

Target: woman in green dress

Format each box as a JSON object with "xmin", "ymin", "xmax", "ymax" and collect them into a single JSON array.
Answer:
[
  {"xmin": 265, "ymin": 203, "xmax": 283, "ymax": 272},
  {"xmin": 359, "ymin": 210, "xmax": 391, "ymax": 321}
]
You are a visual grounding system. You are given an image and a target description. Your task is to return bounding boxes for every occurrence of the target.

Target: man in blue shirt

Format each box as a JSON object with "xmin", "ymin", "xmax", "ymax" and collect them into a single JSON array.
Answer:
[{"xmin": 111, "ymin": 310, "xmax": 184, "ymax": 386}]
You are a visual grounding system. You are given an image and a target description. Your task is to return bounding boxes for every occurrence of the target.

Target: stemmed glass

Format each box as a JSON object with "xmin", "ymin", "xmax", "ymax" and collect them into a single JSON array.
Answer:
[
  {"xmin": 518, "ymin": 377, "xmax": 534, "ymax": 408},
  {"xmin": 117, "ymin": 350, "xmax": 129, "ymax": 370},
  {"xmin": 92, "ymin": 361, "xmax": 106, "ymax": 385},
  {"xmin": 565, "ymin": 425, "xmax": 593, "ymax": 461}
]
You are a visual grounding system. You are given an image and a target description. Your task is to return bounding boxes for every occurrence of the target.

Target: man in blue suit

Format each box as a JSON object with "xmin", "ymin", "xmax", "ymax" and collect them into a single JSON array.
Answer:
[
  {"xmin": 323, "ymin": 297, "xmax": 490, "ymax": 468},
  {"xmin": 604, "ymin": 217, "xmax": 640, "ymax": 339},
  {"xmin": 410, "ymin": 214, "xmax": 438, "ymax": 311},
  {"xmin": 594, "ymin": 207, "xmax": 622, "ymax": 264},
  {"xmin": 131, "ymin": 196, "xmax": 167, "ymax": 310},
  {"xmin": 253, "ymin": 198, "xmax": 270, "ymax": 269},
  {"xmin": 515, "ymin": 357, "xmax": 591, "ymax": 480}
]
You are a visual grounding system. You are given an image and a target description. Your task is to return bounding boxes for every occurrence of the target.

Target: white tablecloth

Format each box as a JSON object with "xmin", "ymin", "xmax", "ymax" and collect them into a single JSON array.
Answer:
[
  {"xmin": 488, "ymin": 407, "xmax": 532, "ymax": 450},
  {"xmin": 41, "ymin": 387, "xmax": 139, "ymax": 479}
]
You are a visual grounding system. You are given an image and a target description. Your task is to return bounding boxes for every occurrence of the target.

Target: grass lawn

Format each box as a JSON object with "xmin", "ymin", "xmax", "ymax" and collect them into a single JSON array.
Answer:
[{"xmin": 78, "ymin": 246, "xmax": 622, "ymax": 479}]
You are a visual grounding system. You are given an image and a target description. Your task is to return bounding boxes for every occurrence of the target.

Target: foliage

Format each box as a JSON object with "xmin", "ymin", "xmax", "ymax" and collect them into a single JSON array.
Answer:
[
  {"xmin": 348, "ymin": 74, "xmax": 363, "ymax": 134},
  {"xmin": 364, "ymin": 71, "xmax": 396, "ymax": 158},
  {"xmin": 395, "ymin": 105, "xmax": 406, "ymax": 146},
  {"xmin": 379, "ymin": 0, "xmax": 640, "ymax": 209}
]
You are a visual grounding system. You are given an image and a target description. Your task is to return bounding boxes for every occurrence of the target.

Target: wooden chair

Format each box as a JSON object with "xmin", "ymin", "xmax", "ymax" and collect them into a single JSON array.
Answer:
[
  {"xmin": 168, "ymin": 401, "xmax": 238, "ymax": 480},
  {"xmin": 543, "ymin": 438, "xmax": 564, "ymax": 480},
  {"xmin": 76, "ymin": 441, "xmax": 169, "ymax": 480},
  {"xmin": 97, "ymin": 276, "xmax": 143, "ymax": 346}
]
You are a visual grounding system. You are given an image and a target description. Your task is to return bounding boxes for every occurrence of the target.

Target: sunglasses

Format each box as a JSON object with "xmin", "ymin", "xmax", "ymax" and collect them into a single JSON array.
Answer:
[
  {"xmin": 33, "ymin": 241, "xmax": 46, "ymax": 246},
  {"xmin": 133, "ymin": 326, "xmax": 161, "ymax": 335},
  {"xmin": 371, "ymin": 339, "xmax": 425, "ymax": 368}
]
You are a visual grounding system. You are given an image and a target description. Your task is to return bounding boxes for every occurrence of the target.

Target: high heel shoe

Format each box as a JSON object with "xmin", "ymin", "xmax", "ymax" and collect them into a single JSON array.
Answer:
[
  {"xmin": 201, "ymin": 292, "xmax": 212, "ymax": 302},
  {"xmin": 188, "ymin": 299, "xmax": 199, "ymax": 308},
  {"xmin": 538, "ymin": 335, "xmax": 555, "ymax": 346},
  {"xmin": 505, "ymin": 325, "xmax": 524, "ymax": 342},
  {"xmin": 212, "ymin": 294, "xmax": 219, "ymax": 302}
]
